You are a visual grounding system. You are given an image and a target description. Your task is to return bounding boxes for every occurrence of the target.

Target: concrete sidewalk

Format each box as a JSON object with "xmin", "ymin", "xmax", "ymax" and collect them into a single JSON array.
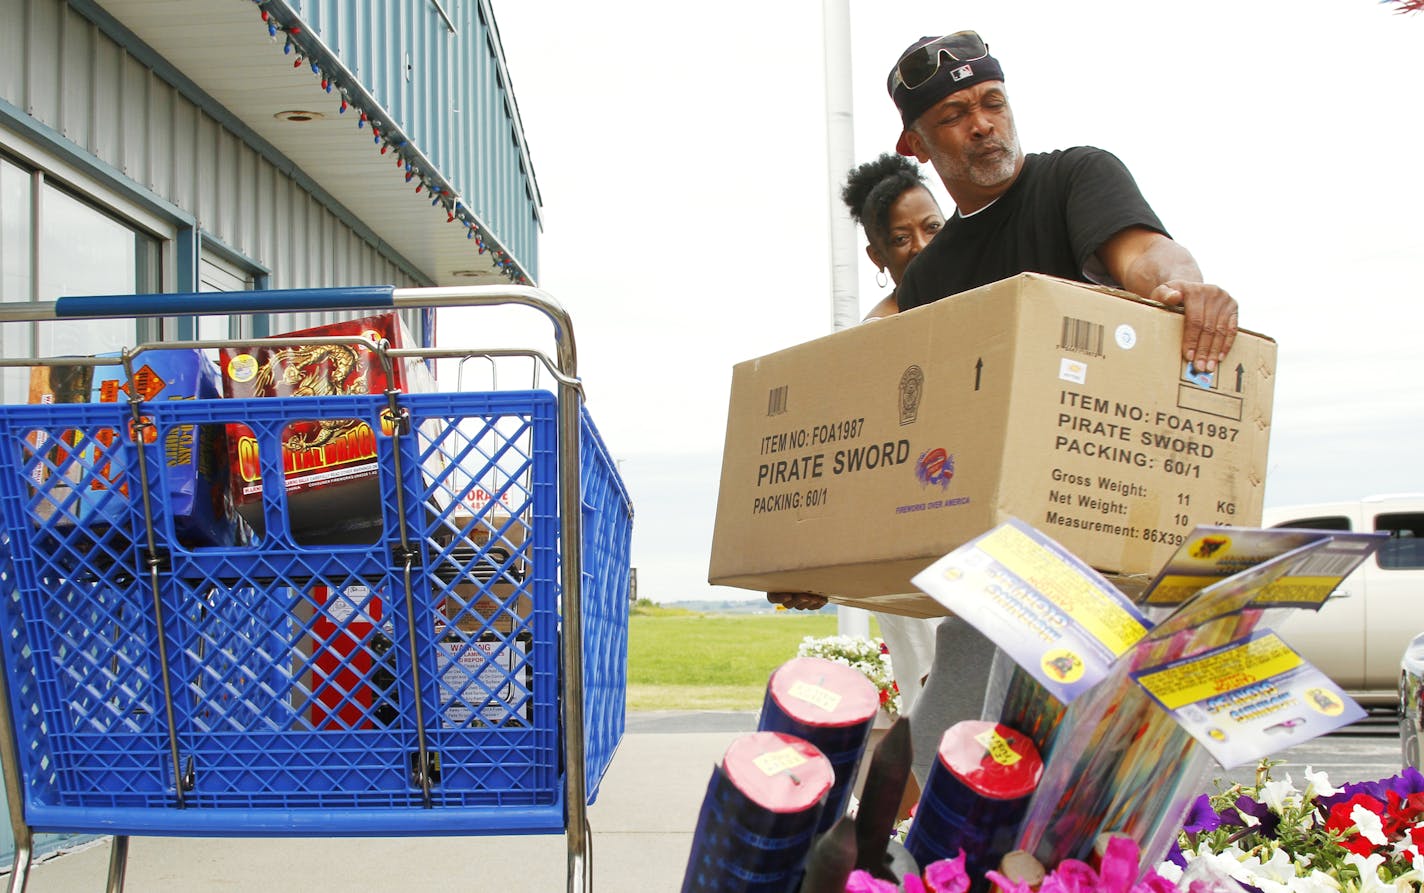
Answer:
[{"xmin": 21, "ymin": 713, "xmax": 757, "ymax": 892}]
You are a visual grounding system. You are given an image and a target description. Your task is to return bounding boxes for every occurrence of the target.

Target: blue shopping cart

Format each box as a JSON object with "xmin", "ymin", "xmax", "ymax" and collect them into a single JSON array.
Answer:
[{"xmin": 0, "ymin": 287, "xmax": 632, "ymax": 892}]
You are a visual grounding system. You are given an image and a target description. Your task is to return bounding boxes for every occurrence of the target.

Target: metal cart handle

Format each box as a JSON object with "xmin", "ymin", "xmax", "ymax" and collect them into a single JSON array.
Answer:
[
  {"xmin": 49, "ymin": 286, "xmax": 398, "ymax": 318},
  {"xmin": 0, "ymin": 283, "xmax": 597, "ymax": 893},
  {"xmin": 15, "ymin": 286, "xmax": 577, "ymax": 379}
]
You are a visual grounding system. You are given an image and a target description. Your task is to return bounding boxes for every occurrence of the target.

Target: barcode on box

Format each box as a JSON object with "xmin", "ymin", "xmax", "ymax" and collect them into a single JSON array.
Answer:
[
  {"xmin": 1290, "ymin": 551, "xmax": 1364, "ymax": 579},
  {"xmin": 767, "ymin": 385, "xmax": 788, "ymax": 416},
  {"xmin": 1060, "ymin": 317, "xmax": 1105, "ymax": 357}
]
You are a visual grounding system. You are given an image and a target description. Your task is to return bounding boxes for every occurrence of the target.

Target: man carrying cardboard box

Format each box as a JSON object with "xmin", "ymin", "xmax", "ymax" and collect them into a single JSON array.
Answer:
[{"xmin": 770, "ymin": 30, "xmax": 1246, "ymax": 785}]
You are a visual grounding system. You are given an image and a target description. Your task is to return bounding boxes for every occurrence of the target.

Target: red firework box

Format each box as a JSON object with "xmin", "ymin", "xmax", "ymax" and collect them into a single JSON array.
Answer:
[{"xmin": 218, "ymin": 313, "xmax": 438, "ymax": 544}]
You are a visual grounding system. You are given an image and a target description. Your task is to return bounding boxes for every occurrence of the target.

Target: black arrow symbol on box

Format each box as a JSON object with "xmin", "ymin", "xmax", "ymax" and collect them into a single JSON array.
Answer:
[
  {"xmin": 975, "ymin": 358, "xmax": 983, "ymax": 391},
  {"xmin": 1235, "ymin": 363, "xmax": 1244, "ymax": 393}
]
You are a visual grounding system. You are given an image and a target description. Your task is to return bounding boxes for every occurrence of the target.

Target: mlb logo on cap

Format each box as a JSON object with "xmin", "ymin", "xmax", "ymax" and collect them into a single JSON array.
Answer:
[{"xmin": 951, "ymin": 64, "xmax": 974, "ymax": 82}]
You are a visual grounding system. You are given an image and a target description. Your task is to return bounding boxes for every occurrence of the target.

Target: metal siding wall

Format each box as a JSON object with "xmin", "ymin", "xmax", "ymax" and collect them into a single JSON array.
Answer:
[
  {"xmin": 287, "ymin": 0, "xmax": 539, "ymax": 277},
  {"xmin": 1, "ymin": 0, "xmax": 423, "ymax": 303}
]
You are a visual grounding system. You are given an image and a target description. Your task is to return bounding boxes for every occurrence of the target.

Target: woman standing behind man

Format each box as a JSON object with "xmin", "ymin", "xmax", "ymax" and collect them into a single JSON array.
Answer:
[
  {"xmin": 772, "ymin": 154, "xmax": 999, "ymax": 787},
  {"xmin": 842, "ymin": 154, "xmax": 944, "ymax": 322}
]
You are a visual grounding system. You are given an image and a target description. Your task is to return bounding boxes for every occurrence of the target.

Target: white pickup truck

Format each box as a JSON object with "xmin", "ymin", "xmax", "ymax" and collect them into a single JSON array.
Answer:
[{"xmin": 1262, "ymin": 494, "xmax": 1424, "ymax": 707}]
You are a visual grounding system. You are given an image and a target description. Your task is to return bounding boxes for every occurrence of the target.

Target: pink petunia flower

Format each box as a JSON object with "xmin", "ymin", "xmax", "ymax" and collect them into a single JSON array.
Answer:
[
  {"xmin": 923, "ymin": 853, "xmax": 972, "ymax": 893},
  {"xmin": 845, "ymin": 869, "xmax": 899, "ymax": 893},
  {"xmin": 984, "ymin": 869, "xmax": 1034, "ymax": 893},
  {"xmin": 1096, "ymin": 836, "xmax": 1140, "ymax": 893}
]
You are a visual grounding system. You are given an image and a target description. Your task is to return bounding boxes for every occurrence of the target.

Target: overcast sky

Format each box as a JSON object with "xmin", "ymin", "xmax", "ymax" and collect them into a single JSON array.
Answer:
[{"xmin": 469, "ymin": 0, "xmax": 1424, "ymax": 603}]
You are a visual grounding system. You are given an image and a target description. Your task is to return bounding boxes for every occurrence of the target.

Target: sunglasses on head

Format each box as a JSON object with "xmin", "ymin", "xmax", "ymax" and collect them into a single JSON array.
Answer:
[{"xmin": 889, "ymin": 31, "xmax": 990, "ymax": 93}]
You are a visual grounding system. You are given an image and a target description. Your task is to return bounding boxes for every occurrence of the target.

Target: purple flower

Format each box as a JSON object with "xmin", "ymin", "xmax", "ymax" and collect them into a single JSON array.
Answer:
[
  {"xmin": 1168, "ymin": 794, "xmax": 1234, "ymax": 868},
  {"xmin": 1230, "ymin": 793, "xmax": 1280, "ymax": 837},
  {"xmin": 1318, "ymin": 768, "xmax": 1424, "ymax": 816},
  {"xmin": 1184, "ymin": 794, "xmax": 1225, "ymax": 833}
]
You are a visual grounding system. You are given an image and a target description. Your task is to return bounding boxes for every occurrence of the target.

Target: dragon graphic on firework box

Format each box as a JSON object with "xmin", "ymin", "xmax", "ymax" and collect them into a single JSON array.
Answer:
[{"xmin": 218, "ymin": 313, "xmax": 440, "ymax": 544}]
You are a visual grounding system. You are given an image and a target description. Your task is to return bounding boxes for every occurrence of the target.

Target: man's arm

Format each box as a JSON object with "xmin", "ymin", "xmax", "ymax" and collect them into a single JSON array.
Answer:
[{"xmin": 1096, "ymin": 226, "xmax": 1238, "ymax": 372}]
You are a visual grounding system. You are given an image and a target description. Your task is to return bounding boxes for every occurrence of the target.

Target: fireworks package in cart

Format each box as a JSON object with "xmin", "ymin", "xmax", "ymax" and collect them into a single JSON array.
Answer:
[
  {"xmin": 218, "ymin": 313, "xmax": 439, "ymax": 544},
  {"xmin": 27, "ymin": 349, "xmax": 242, "ymax": 547}
]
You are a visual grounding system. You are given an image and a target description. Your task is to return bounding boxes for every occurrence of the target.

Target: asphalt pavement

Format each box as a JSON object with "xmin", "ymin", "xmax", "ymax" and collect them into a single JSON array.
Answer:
[{"xmin": 16, "ymin": 712, "xmax": 1405, "ymax": 892}]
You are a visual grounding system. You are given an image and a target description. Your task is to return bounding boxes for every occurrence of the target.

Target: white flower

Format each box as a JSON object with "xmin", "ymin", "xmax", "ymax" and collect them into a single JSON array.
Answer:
[
  {"xmin": 1292, "ymin": 870, "xmax": 1344, "ymax": 893},
  {"xmin": 1304, "ymin": 766, "xmax": 1341, "ymax": 799},
  {"xmin": 1155, "ymin": 862, "xmax": 1184, "ymax": 884},
  {"xmin": 796, "ymin": 634, "xmax": 900, "ymax": 714},
  {"xmin": 1350, "ymin": 803, "xmax": 1389, "ymax": 848},
  {"xmin": 1200, "ymin": 845, "xmax": 1267, "ymax": 888},
  {"xmin": 1262, "ymin": 775, "xmax": 1302, "ymax": 814},
  {"xmin": 1343, "ymin": 852, "xmax": 1392, "ymax": 893},
  {"xmin": 1384, "ymin": 838, "xmax": 1424, "ymax": 876},
  {"xmin": 1252, "ymin": 846, "xmax": 1303, "ymax": 885}
]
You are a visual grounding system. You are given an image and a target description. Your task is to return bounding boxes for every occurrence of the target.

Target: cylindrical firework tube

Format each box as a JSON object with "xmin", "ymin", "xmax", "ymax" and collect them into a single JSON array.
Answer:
[
  {"xmin": 681, "ymin": 731, "xmax": 835, "ymax": 893},
  {"xmin": 758, "ymin": 656, "xmax": 879, "ymax": 832},
  {"xmin": 906, "ymin": 720, "xmax": 1043, "ymax": 882}
]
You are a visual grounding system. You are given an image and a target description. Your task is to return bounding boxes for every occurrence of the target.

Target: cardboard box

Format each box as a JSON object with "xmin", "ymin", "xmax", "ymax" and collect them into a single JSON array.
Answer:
[
  {"xmin": 432, "ymin": 511, "xmax": 531, "ymax": 634},
  {"xmin": 708, "ymin": 274, "xmax": 1277, "ymax": 617},
  {"xmin": 219, "ymin": 313, "xmax": 439, "ymax": 544}
]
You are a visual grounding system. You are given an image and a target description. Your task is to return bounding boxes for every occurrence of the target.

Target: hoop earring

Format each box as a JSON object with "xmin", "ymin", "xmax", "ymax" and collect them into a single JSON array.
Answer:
[{"xmin": 875, "ymin": 268, "xmax": 889, "ymax": 289}]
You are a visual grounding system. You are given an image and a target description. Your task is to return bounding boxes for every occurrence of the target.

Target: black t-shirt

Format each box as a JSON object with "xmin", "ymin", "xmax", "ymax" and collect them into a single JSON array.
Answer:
[{"xmin": 896, "ymin": 147, "xmax": 1168, "ymax": 311}]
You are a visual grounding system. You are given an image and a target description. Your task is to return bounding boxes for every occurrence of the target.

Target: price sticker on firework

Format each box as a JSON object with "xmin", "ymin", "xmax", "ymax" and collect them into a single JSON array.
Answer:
[
  {"xmin": 1132, "ymin": 628, "xmax": 1365, "ymax": 768},
  {"xmin": 911, "ymin": 518, "xmax": 1150, "ymax": 703}
]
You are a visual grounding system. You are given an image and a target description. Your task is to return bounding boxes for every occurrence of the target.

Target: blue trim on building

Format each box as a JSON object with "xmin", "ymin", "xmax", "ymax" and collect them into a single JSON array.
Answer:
[{"xmin": 175, "ymin": 226, "xmax": 200, "ymax": 339}]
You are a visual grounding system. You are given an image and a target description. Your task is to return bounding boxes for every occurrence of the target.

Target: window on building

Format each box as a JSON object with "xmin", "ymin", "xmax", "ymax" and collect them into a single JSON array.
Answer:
[
  {"xmin": 198, "ymin": 252, "xmax": 257, "ymax": 346},
  {"xmin": 0, "ymin": 156, "xmax": 33, "ymax": 393},
  {"xmin": 0, "ymin": 154, "xmax": 161, "ymax": 405}
]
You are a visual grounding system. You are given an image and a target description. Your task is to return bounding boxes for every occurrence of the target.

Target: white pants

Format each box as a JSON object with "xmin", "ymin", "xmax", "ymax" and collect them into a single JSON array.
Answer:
[{"xmin": 873, "ymin": 612, "xmax": 942, "ymax": 716}]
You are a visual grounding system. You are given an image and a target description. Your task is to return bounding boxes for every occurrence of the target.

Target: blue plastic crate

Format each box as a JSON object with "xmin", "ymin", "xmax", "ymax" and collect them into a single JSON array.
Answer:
[{"xmin": 0, "ymin": 389, "xmax": 632, "ymax": 837}]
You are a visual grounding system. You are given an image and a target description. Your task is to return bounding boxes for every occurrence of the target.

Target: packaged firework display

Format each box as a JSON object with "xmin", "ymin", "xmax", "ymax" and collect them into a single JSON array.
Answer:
[
  {"xmin": 27, "ymin": 350, "xmax": 241, "ymax": 546},
  {"xmin": 299, "ymin": 582, "xmax": 397, "ymax": 730},
  {"xmin": 682, "ymin": 731, "xmax": 834, "ymax": 893},
  {"xmin": 905, "ymin": 720, "xmax": 1042, "ymax": 882},
  {"xmin": 25, "ymin": 363, "xmax": 94, "ymax": 527},
  {"xmin": 218, "ymin": 312, "xmax": 439, "ymax": 544},
  {"xmin": 910, "ymin": 520, "xmax": 1387, "ymax": 874},
  {"xmin": 757, "ymin": 656, "xmax": 880, "ymax": 833}
]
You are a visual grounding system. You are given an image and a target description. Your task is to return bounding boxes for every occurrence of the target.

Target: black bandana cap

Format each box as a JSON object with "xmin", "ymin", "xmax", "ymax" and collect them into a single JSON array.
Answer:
[{"xmin": 889, "ymin": 36, "xmax": 1005, "ymax": 156}]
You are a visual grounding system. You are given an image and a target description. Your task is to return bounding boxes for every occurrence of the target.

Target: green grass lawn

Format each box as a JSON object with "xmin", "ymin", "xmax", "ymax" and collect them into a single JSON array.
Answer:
[{"xmin": 627, "ymin": 602, "xmax": 880, "ymax": 711}]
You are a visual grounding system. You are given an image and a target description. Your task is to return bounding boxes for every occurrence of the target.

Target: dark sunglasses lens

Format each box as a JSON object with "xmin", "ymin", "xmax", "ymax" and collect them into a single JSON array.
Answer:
[
  {"xmin": 896, "ymin": 32, "xmax": 988, "ymax": 90},
  {"xmin": 897, "ymin": 50, "xmax": 942, "ymax": 90},
  {"xmin": 943, "ymin": 32, "xmax": 988, "ymax": 61}
]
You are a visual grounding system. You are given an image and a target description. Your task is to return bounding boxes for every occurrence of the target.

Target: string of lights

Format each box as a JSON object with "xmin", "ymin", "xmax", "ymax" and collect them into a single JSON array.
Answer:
[{"xmin": 247, "ymin": 0, "xmax": 527, "ymax": 283}]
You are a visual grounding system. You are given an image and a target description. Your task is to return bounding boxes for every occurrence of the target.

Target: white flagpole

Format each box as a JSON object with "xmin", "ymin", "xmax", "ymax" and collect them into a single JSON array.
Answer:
[{"xmin": 823, "ymin": 0, "xmax": 871, "ymax": 639}]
